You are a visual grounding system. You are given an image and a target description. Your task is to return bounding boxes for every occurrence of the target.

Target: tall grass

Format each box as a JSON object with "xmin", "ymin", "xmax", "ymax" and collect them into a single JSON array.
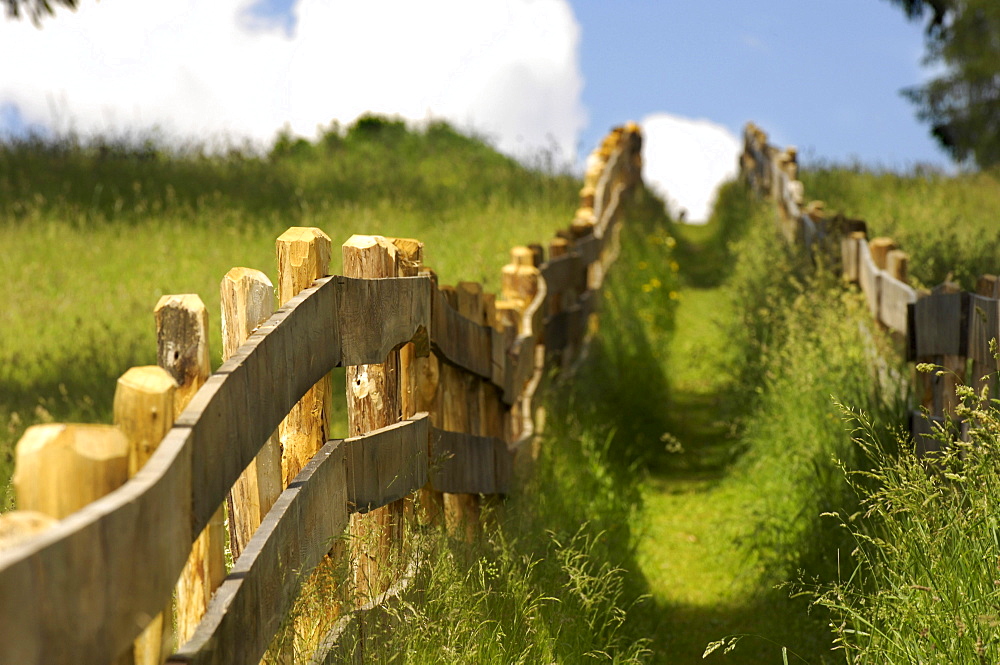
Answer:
[
  {"xmin": 800, "ymin": 165, "xmax": 1000, "ymax": 289},
  {"xmin": 0, "ymin": 117, "xmax": 579, "ymax": 508},
  {"xmin": 811, "ymin": 373, "xmax": 1000, "ymax": 663},
  {"xmin": 316, "ymin": 181, "xmax": 679, "ymax": 663},
  {"xmin": 681, "ymin": 181, "xmax": 911, "ymax": 662}
]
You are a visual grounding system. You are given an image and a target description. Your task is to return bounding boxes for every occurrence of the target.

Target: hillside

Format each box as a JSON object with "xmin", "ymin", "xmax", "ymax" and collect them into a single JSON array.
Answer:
[{"xmin": 0, "ymin": 117, "xmax": 581, "ymax": 508}]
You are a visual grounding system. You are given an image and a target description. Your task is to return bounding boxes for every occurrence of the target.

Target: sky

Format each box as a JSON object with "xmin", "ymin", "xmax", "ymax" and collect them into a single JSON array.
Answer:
[{"xmin": 0, "ymin": 0, "xmax": 947, "ymax": 222}]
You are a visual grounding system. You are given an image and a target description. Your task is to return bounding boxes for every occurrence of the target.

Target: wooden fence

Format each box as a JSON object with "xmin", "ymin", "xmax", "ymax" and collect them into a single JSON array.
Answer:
[
  {"xmin": 741, "ymin": 122, "xmax": 1000, "ymax": 448},
  {"xmin": 0, "ymin": 123, "xmax": 644, "ymax": 664}
]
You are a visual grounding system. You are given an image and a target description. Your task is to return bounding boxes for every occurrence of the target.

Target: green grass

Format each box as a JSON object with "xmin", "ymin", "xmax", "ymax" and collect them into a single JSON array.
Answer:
[
  {"xmin": 796, "ymin": 162, "xmax": 1000, "ymax": 663},
  {"xmin": 800, "ymin": 164, "xmax": 1000, "ymax": 289},
  {"xmin": 0, "ymin": 118, "xmax": 579, "ymax": 509}
]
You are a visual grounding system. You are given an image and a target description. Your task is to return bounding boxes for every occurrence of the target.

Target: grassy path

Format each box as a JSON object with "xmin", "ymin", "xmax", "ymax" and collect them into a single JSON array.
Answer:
[{"xmin": 637, "ymin": 222, "xmax": 833, "ymax": 664}]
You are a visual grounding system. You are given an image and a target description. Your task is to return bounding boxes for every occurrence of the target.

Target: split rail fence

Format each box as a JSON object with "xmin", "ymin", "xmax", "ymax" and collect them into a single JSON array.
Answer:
[
  {"xmin": 741, "ymin": 122, "xmax": 1000, "ymax": 449},
  {"xmin": 0, "ymin": 124, "xmax": 644, "ymax": 664}
]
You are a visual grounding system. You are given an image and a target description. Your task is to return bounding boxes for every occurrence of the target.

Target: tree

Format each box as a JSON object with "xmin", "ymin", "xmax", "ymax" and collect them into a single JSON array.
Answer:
[
  {"xmin": 886, "ymin": 0, "xmax": 1000, "ymax": 167},
  {"xmin": 2, "ymin": 0, "xmax": 77, "ymax": 24}
]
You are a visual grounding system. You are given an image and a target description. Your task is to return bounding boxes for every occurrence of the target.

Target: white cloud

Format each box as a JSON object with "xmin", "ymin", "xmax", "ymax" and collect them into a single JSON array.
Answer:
[
  {"xmin": 640, "ymin": 113, "xmax": 741, "ymax": 223},
  {"xmin": 0, "ymin": 0, "xmax": 586, "ymax": 159}
]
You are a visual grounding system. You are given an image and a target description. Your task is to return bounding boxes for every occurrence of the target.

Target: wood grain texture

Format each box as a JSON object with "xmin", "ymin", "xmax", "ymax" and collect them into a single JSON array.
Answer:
[
  {"xmin": 179, "ymin": 275, "xmax": 342, "ymax": 532},
  {"xmin": 220, "ymin": 267, "xmax": 282, "ymax": 562},
  {"xmin": 278, "ymin": 227, "xmax": 333, "ymax": 488},
  {"xmin": 345, "ymin": 414, "xmax": 429, "ymax": 513},
  {"xmin": 338, "ymin": 275, "xmax": 432, "ymax": 365},
  {"xmin": 429, "ymin": 428, "xmax": 510, "ymax": 495},
  {"xmin": 168, "ymin": 440, "xmax": 348, "ymax": 665},
  {"xmin": 115, "ymin": 364, "xmax": 179, "ymax": 665},
  {"xmin": 0, "ymin": 427, "xmax": 192, "ymax": 665},
  {"xmin": 912, "ymin": 292, "xmax": 968, "ymax": 357},
  {"xmin": 155, "ymin": 295, "xmax": 212, "ymax": 414},
  {"xmin": 156, "ymin": 294, "xmax": 227, "ymax": 654},
  {"xmin": 13, "ymin": 424, "xmax": 130, "ymax": 520},
  {"xmin": 343, "ymin": 234, "xmax": 408, "ymax": 602},
  {"xmin": 429, "ymin": 285, "xmax": 492, "ymax": 379},
  {"xmin": 968, "ymin": 295, "xmax": 1000, "ymax": 367}
]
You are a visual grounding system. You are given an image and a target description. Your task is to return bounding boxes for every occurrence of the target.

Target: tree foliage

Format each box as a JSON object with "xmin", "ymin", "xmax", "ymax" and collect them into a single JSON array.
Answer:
[
  {"xmin": 2, "ymin": 0, "xmax": 77, "ymax": 24},
  {"xmin": 886, "ymin": 0, "xmax": 1000, "ymax": 167}
]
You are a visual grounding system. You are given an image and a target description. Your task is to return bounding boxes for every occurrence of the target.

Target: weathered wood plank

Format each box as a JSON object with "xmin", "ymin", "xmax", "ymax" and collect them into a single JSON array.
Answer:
[
  {"xmin": 0, "ymin": 428, "xmax": 192, "ymax": 665},
  {"xmin": 968, "ymin": 294, "xmax": 1000, "ymax": 367},
  {"xmin": 524, "ymin": 267, "xmax": 548, "ymax": 343},
  {"xmin": 338, "ymin": 275, "xmax": 432, "ymax": 366},
  {"xmin": 430, "ymin": 285, "xmax": 492, "ymax": 380},
  {"xmin": 840, "ymin": 232, "xmax": 864, "ymax": 283},
  {"xmin": 879, "ymin": 273, "xmax": 917, "ymax": 333},
  {"xmin": 857, "ymin": 239, "xmax": 880, "ymax": 318},
  {"xmin": 910, "ymin": 410, "xmax": 946, "ymax": 458},
  {"xmin": 544, "ymin": 310, "xmax": 571, "ymax": 353},
  {"xmin": 539, "ymin": 252, "xmax": 584, "ymax": 298},
  {"xmin": 505, "ymin": 334, "xmax": 537, "ymax": 404},
  {"xmin": 429, "ymin": 428, "xmax": 511, "ymax": 495},
  {"xmin": 168, "ymin": 439, "xmax": 348, "ymax": 665},
  {"xmin": 345, "ymin": 414, "xmax": 429, "ymax": 514},
  {"xmin": 574, "ymin": 233, "xmax": 601, "ymax": 268},
  {"xmin": 178, "ymin": 276, "xmax": 341, "ymax": 531},
  {"xmin": 912, "ymin": 291, "xmax": 968, "ymax": 358}
]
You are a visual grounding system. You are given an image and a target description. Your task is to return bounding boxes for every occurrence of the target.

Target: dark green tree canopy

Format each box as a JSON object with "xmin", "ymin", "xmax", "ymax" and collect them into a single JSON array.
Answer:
[
  {"xmin": 886, "ymin": 0, "xmax": 1000, "ymax": 168},
  {"xmin": 3, "ymin": 0, "xmax": 77, "ymax": 24}
]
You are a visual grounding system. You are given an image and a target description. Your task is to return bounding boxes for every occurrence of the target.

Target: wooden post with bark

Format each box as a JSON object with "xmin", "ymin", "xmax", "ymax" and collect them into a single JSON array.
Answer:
[
  {"xmin": 971, "ymin": 275, "xmax": 1000, "ymax": 398},
  {"xmin": 277, "ymin": 227, "xmax": 333, "ymax": 487},
  {"xmin": 113, "ymin": 365, "xmax": 178, "ymax": 664},
  {"xmin": 343, "ymin": 234, "xmax": 406, "ymax": 600},
  {"xmin": 220, "ymin": 268, "xmax": 283, "ymax": 560},
  {"xmin": 155, "ymin": 294, "xmax": 225, "ymax": 650}
]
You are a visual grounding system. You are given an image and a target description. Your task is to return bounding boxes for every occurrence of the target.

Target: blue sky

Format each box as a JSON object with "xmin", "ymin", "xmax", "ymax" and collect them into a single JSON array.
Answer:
[
  {"xmin": 572, "ymin": 1, "xmax": 943, "ymax": 168},
  {"xmin": 0, "ymin": 0, "xmax": 946, "ymax": 219}
]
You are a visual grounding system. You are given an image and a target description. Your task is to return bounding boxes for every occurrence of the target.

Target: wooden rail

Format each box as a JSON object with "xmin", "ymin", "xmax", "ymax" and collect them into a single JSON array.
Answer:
[
  {"xmin": 741, "ymin": 122, "xmax": 1000, "ymax": 450},
  {"xmin": 0, "ymin": 123, "xmax": 644, "ymax": 664}
]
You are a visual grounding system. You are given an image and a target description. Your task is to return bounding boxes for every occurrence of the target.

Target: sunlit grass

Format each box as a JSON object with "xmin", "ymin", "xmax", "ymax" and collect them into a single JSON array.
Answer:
[
  {"xmin": 800, "ymin": 165, "xmax": 1000, "ymax": 289},
  {"xmin": 0, "ymin": 118, "xmax": 579, "ymax": 508}
]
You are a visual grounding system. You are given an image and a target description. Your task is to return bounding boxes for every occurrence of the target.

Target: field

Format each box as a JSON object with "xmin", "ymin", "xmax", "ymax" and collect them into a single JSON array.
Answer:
[
  {"xmin": 800, "ymin": 164, "xmax": 1000, "ymax": 289},
  {"xmin": 0, "ymin": 117, "xmax": 580, "ymax": 509},
  {"xmin": 5, "ymin": 120, "xmax": 1000, "ymax": 663}
]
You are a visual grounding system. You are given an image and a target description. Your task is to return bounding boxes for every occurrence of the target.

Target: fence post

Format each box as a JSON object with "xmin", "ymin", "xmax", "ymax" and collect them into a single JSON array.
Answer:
[
  {"xmin": 886, "ymin": 249, "xmax": 909, "ymax": 284},
  {"xmin": 500, "ymin": 247, "xmax": 541, "ymax": 465},
  {"xmin": 386, "ymin": 238, "xmax": 427, "ymax": 536},
  {"xmin": 113, "ymin": 365, "xmax": 178, "ymax": 665},
  {"xmin": 10, "ymin": 424, "xmax": 131, "ymax": 660},
  {"xmin": 971, "ymin": 275, "xmax": 1000, "ymax": 398},
  {"xmin": 869, "ymin": 237, "xmax": 897, "ymax": 270},
  {"xmin": 277, "ymin": 227, "xmax": 333, "ymax": 487},
  {"xmin": 220, "ymin": 268, "xmax": 283, "ymax": 561},
  {"xmin": 275, "ymin": 227, "xmax": 334, "ymax": 659},
  {"xmin": 343, "ymin": 234, "xmax": 406, "ymax": 600},
  {"xmin": 155, "ymin": 294, "xmax": 225, "ymax": 649},
  {"xmin": 12, "ymin": 423, "xmax": 129, "ymax": 519},
  {"xmin": 0, "ymin": 510, "xmax": 56, "ymax": 551},
  {"xmin": 918, "ymin": 282, "xmax": 967, "ymax": 418},
  {"xmin": 411, "ymin": 268, "xmax": 444, "ymax": 526}
]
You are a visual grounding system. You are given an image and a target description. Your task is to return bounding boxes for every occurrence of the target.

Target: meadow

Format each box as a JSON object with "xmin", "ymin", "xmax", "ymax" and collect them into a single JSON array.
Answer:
[
  {"xmin": 800, "ymin": 164, "xmax": 1000, "ymax": 289},
  {"xmin": 6, "ymin": 118, "xmax": 1000, "ymax": 663},
  {"xmin": 0, "ymin": 116, "xmax": 580, "ymax": 509},
  {"xmin": 796, "ymin": 162, "xmax": 1000, "ymax": 663}
]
